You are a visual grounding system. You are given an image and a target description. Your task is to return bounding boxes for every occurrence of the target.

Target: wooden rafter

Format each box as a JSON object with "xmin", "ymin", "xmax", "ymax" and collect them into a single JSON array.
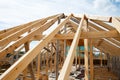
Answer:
[
  {"xmin": 74, "ymin": 14, "xmax": 112, "ymax": 22},
  {"xmin": 33, "ymin": 30, "xmax": 119, "ymax": 40},
  {"xmin": 91, "ymin": 20, "xmax": 115, "ymax": 30},
  {"xmin": 58, "ymin": 15, "xmax": 84, "ymax": 80},
  {"xmin": 88, "ymin": 21, "xmax": 120, "ymax": 46},
  {"xmin": 68, "ymin": 19, "xmax": 120, "ymax": 54},
  {"xmin": 0, "ymin": 14, "xmax": 64, "ymax": 59},
  {"xmin": 90, "ymin": 40, "xmax": 94, "ymax": 80},
  {"xmin": 112, "ymin": 17, "xmax": 120, "ymax": 33},
  {"xmin": 0, "ymin": 18, "xmax": 55, "ymax": 46},
  {"xmin": 0, "ymin": 14, "xmax": 72, "ymax": 80},
  {"xmin": 82, "ymin": 16, "xmax": 89, "ymax": 80},
  {"xmin": 0, "ymin": 14, "xmax": 62, "ymax": 40},
  {"xmin": 68, "ymin": 18, "xmax": 120, "ymax": 56},
  {"xmin": 93, "ymin": 39, "xmax": 120, "ymax": 55},
  {"xmin": 0, "ymin": 13, "xmax": 120, "ymax": 80},
  {"xmin": 54, "ymin": 30, "xmax": 119, "ymax": 39}
]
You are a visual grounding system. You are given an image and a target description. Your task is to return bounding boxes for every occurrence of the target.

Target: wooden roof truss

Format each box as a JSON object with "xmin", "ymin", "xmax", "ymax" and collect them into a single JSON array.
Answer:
[{"xmin": 0, "ymin": 13, "xmax": 120, "ymax": 80}]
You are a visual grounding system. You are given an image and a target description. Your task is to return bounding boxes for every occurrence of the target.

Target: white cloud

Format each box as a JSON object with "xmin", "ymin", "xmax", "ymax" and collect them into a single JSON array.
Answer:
[
  {"xmin": 115, "ymin": 0, "xmax": 120, "ymax": 2},
  {"xmin": 0, "ymin": 0, "xmax": 120, "ymax": 30},
  {"xmin": 93, "ymin": 0, "xmax": 120, "ymax": 16}
]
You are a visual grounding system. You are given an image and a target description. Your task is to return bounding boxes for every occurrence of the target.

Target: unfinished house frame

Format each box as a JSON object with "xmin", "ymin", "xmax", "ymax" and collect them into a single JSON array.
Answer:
[{"xmin": 0, "ymin": 13, "xmax": 120, "ymax": 80}]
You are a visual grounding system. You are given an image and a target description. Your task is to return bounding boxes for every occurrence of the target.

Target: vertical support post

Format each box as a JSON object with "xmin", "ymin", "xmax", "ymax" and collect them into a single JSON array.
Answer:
[
  {"xmin": 23, "ymin": 44, "xmax": 28, "ymax": 80},
  {"xmin": 23, "ymin": 68, "xmax": 28, "ymax": 80},
  {"xmin": 84, "ymin": 39, "xmax": 89, "ymax": 80},
  {"xmin": 40, "ymin": 53, "xmax": 42, "ymax": 70},
  {"xmin": 84, "ymin": 17, "xmax": 89, "ymax": 80},
  {"xmin": 75, "ymin": 50, "xmax": 77, "ymax": 69},
  {"xmin": 54, "ymin": 47, "xmax": 56, "ymax": 72},
  {"xmin": 28, "ymin": 64, "xmax": 35, "ymax": 80},
  {"xmin": 37, "ymin": 53, "xmax": 40, "ymax": 80},
  {"xmin": 16, "ymin": 51, "xmax": 19, "ymax": 60},
  {"xmin": 24, "ymin": 42, "xmax": 35, "ymax": 80},
  {"xmin": 90, "ymin": 40, "xmax": 94, "ymax": 80},
  {"xmin": 64, "ymin": 24, "xmax": 67, "ymax": 61},
  {"xmin": 100, "ymin": 52, "xmax": 103, "ymax": 67},
  {"xmin": 107, "ymin": 53, "xmax": 110, "ymax": 71},
  {"xmin": 103, "ymin": 53, "xmax": 106, "ymax": 66},
  {"xmin": 46, "ymin": 45, "xmax": 49, "ymax": 75},
  {"xmin": 55, "ymin": 17, "xmax": 61, "ymax": 80},
  {"xmin": 56, "ymin": 40, "xmax": 59, "ymax": 80},
  {"xmin": 50, "ymin": 43, "xmax": 53, "ymax": 72},
  {"xmin": 78, "ymin": 47, "xmax": 81, "ymax": 68},
  {"xmin": 44, "ymin": 53, "xmax": 46, "ymax": 69},
  {"xmin": 59, "ymin": 41, "xmax": 62, "ymax": 68},
  {"xmin": 11, "ymin": 52, "xmax": 14, "ymax": 64}
]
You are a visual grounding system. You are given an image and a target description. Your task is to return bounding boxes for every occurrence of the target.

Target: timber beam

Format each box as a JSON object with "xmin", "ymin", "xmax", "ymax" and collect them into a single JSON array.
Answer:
[
  {"xmin": 91, "ymin": 20, "xmax": 115, "ymax": 30},
  {"xmin": 74, "ymin": 14, "xmax": 112, "ymax": 22},
  {"xmin": 0, "ymin": 14, "xmax": 63, "ymax": 60},
  {"xmin": 93, "ymin": 39, "xmax": 120, "ymax": 56},
  {"xmin": 112, "ymin": 17, "xmax": 120, "ymax": 33},
  {"xmin": 0, "ymin": 13, "xmax": 64, "ymax": 47},
  {"xmin": 88, "ymin": 21, "xmax": 120, "ymax": 46},
  {"xmin": 0, "ymin": 14, "xmax": 72, "ymax": 80},
  {"xmin": 58, "ymin": 15, "xmax": 85, "ymax": 80},
  {"xmin": 33, "ymin": 30, "xmax": 119, "ymax": 40}
]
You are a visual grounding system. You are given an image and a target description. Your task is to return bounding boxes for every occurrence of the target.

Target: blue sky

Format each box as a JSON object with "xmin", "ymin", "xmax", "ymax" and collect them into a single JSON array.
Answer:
[{"xmin": 0, "ymin": 0, "xmax": 120, "ymax": 30}]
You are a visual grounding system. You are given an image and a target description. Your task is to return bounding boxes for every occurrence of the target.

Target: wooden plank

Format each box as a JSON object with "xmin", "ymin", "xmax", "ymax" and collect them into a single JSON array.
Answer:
[
  {"xmin": 114, "ymin": 37, "xmax": 120, "ymax": 41},
  {"xmin": 75, "ymin": 51, "xmax": 78, "ymax": 70},
  {"xmin": 58, "ymin": 15, "xmax": 84, "ymax": 80},
  {"xmin": 63, "ymin": 24, "xmax": 67, "ymax": 61},
  {"xmin": 112, "ymin": 17, "xmax": 120, "ymax": 33},
  {"xmin": 54, "ymin": 49, "xmax": 56, "ymax": 72},
  {"xmin": 90, "ymin": 40, "xmax": 94, "ymax": 80},
  {"xmin": 106, "ymin": 38, "xmax": 120, "ymax": 47},
  {"xmin": 55, "ymin": 19, "xmax": 61, "ymax": 80},
  {"xmin": 34, "ymin": 30, "xmax": 119, "ymax": 40},
  {"xmin": 0, "ymin": 26, "xmax": 18, "ymax": 34},
  {"xmin": 67, "ymin": 20, "xmax": 78, "ymax": 30},
  {"xmin": 45, "ymin": 45, "xmax": 49, "ymax": 75},
  {"xmin": 87, "ymin": 15, "xmax": 111, "ymax": 22},
  {"xmin": 89, "ymin": 20, "xmax": 120, "ymax": 41},
  {"xmin": 57, "ymin": 18, "xmax": 120, "ymax": 41},
  {"xmin": 0, "ymin": 14, "xmax": 62, "ymax": 39},
  {"xmin": 28, "ymin": 64, "xmax": 35, "ymax": 80},
  {"xmin": 50, "ymin": 43, "xmax": 53, "ymax": 72},
  {"xmin": 93, "ymin": 39, "xmax": 120, "ymax": 56},
  {"xmin": 55, "ymin": 30, "xmax": 119, "ymax": 39},
  {"xmin": 0, "ymin": 14, "xmax": 64, "ymax": 47},
  {"xmin": 78, "ymin": 47, "xmax": 81, "ymax": 67},
  {"xmin": 74, "ymin": 14, "xmax": 111, "ymax": 22},
  {"xmin": 0, "ymin": 20, "xmax": 40, "ymax": 39},
  {"xmin": 91, "ymin": 20, "xmax": 115, "ymax": 30},
  {"xmin": 67, "ymin": 19, "xmax": 120, "ymax": 51},
  {"xmin": 0, "ymin": 14, "xmax": 72, "ymax": 80},
  {"xmin": 0, "ymin": 20, "xmax": 46, "ymax": 46},
  {"xmin": 88, "ymin": 22, "xmax": 104, "ymax": 31},
  {"xmin": 36, "ymin": 53, "xmax": 40, "ymax": 80},
  {"xmin": 84, "ymin": 39, "xmax": 89, "ymax": 80},
  {"xmin": 83, "ymin": 18, "xmax": 89, "ymax": 80},
  {"xmin": 100, "ymin": 52, "xmax": 103, "ymax": 67},
  {"xmin": 23, "ymin": 42, "xmax": 29, "ymax": 80},
  {"xmin": 24, "ymin": 42, "xmax": 35, "ymax": 80},
  {"xmin": 22, "ymin": 68, "xmax": 28, "ymax": 80},
  {"xmin": 88, "ymin": 22, "xmax": 120, "ymax": 47},
  {"xmin": 45, "ymin": 53, "xmax": 48, "ymax": 74},
  {"xmin": 0, "ymin": 14, "xmax": 62, "ymax": 59}
]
